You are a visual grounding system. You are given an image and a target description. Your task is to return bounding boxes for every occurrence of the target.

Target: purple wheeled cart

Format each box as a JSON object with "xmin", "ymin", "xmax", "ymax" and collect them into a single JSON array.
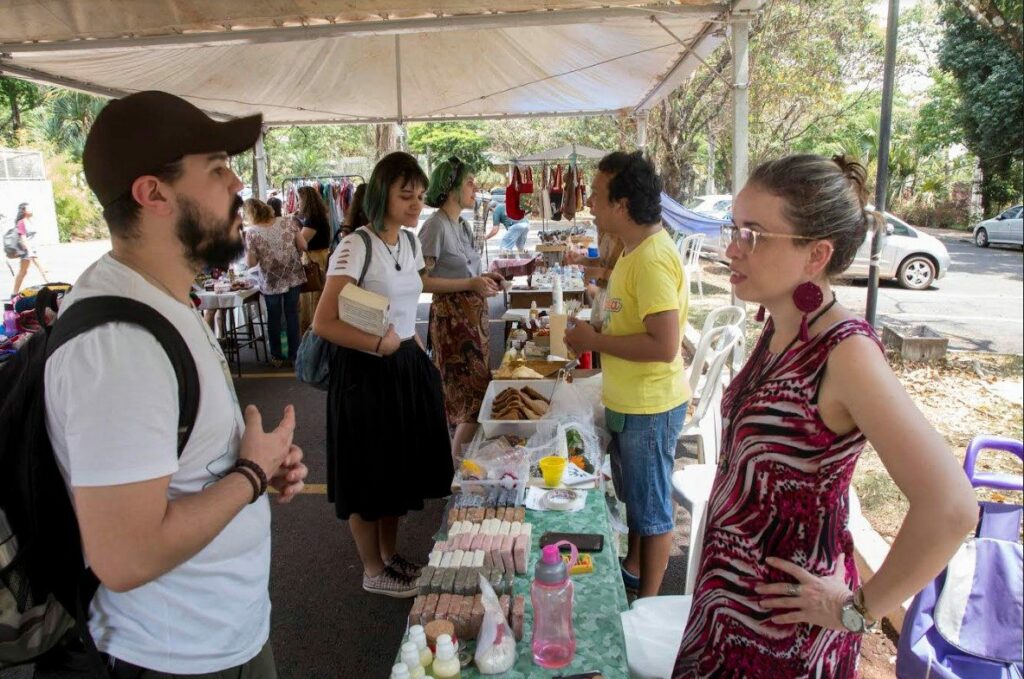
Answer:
[{"xmin": 897, "ymin": 435, "xmax": 1023, "ymax": 678}]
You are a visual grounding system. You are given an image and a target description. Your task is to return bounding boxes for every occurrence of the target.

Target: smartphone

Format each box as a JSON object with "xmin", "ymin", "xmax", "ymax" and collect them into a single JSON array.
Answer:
[{"xmin": 540, "ymin": 532, "xmax": 604, "ymax": 552}]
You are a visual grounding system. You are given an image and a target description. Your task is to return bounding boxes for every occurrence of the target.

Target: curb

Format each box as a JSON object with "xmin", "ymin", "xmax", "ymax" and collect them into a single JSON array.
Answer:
[{"xmin": 849, "ymin": 489, "xmax": 912, "ymax": 632}]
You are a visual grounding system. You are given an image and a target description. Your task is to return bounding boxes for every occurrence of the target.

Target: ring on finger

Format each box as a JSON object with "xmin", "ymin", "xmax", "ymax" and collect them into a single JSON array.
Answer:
[{"xmin": 786, "ymin": 583, "xmax": 800, "ymax": 597}]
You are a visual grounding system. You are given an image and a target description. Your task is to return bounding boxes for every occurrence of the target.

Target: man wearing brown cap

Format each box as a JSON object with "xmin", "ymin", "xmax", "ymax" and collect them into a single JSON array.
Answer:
[{"xmin": 39, "ymin": 91, "xmax": 306, "ymax": 677}]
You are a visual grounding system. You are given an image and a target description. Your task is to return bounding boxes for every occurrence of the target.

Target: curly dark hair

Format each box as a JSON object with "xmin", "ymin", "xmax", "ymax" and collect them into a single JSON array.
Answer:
[{"xmin": 597, "ymin": 151, "xmax": 662, "ymax": 225}]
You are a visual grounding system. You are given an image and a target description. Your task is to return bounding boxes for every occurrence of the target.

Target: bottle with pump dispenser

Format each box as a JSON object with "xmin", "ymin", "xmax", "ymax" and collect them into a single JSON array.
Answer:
[
  {"xmin": 531, "ymin": 541, "xmax": 578, "ymax": 668},
  {"xmin": 431, "ymin": 634, "xmax": 461, "ymax": 678},
  {"xmin": 401, "ymin": 643, "xmax": 426, "ymax": 678},
  {"xmin": 408, "ymin": 625, "xmax": 433, "ymax": 668}
]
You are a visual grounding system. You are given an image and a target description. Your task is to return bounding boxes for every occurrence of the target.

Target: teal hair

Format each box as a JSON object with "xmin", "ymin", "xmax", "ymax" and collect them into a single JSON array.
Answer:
[
  {"xmin": 363, "ymin": 151, "xmax": 429, "ymax": 232},
  {"xmin": 425, "ymin": 156, "xmax": 470, "ymax": 209}
]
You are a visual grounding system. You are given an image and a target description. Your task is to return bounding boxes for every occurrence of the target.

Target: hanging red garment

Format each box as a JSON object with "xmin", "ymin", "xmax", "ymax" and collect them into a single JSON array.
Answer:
[
  {"xmin": 521, "ymin": 167, "xmax": 534, "ymax": 193},
  {"xmin": 505, "ymin": 166, "xmax": 526, "ymax": 220}
]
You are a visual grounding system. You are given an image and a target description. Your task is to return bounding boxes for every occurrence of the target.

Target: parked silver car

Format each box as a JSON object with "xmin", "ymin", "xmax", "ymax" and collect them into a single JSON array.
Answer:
[
  {"xmin": 845, "ymin": 211, "xmax": 951, "ymax": 290},
  {"xmin": 972, "ymin": 204, "xmax": 1023, "ymax": 248}
]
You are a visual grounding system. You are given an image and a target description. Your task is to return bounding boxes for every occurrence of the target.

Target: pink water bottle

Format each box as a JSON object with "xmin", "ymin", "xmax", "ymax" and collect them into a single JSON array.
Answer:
[{"xmin": 531, "ymin": 541, "xmax": 578, "ymax": 668}]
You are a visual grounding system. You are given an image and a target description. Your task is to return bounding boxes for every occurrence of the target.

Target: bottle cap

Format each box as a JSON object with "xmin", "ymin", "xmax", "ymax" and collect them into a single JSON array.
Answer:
[
  {"xmin": 535, "ymin": 544, "xmax": 568, "ymax": 584},
  {"xmin": 435, "ymin": 634, "xmax": 456, "ymax": 660},
  {"xmin": 391, "ymin": 663, "xmax": 411, "ymax": 679}
]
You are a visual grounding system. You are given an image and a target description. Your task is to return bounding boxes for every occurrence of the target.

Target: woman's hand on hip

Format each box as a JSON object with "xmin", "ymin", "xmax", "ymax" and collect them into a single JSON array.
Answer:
[{"xmin": 755, "ymin": 556, "xmax": 852, "ymax": 631}]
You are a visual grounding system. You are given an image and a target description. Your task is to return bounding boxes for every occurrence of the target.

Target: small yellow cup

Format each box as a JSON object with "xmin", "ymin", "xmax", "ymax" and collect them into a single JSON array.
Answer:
[{"xmin": 539, "ymin": 456, "xmax": 567, "ymax": 488}]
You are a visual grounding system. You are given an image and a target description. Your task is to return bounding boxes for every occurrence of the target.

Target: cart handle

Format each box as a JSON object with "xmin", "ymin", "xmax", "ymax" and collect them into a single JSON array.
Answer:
[{"xmin": 963, "ymin": 436, "xmax": 1023, "ymax": 491}]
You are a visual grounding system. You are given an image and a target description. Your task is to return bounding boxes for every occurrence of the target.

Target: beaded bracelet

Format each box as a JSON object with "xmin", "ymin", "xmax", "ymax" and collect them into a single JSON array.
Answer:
[
  {"xmin": 228, "ymin": 467, "xmax": 261, "ymax": 504},
  {"xmin": 234, "ymin": 459, "xmax": 268, "ymax": 502}
]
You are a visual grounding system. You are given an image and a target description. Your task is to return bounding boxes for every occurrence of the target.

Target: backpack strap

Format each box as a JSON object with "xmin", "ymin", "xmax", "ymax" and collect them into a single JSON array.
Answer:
[
  {"xmin": 402, "ymin": 228, "xmax": 419, "ymax": 261},
  {"xmin": 45, "ymin": 296, "xmax": 200, "ymax": 457},
  {"xmin": 354, "ymin": 228, "xmax": 372, "ymax": 287}
]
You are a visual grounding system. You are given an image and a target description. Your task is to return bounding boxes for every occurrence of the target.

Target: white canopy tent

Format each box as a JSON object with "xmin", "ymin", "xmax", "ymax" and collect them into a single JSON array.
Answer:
[
  {"xmin": 0, "ymin": 1, "xmax": 757, "ymax": 126},
  {"xmin": 511, "ymin": 145, "xmax": 610, "ymax": 164}
]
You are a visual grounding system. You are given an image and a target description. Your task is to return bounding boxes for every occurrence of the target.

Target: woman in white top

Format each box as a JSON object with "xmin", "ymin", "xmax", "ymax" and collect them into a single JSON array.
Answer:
[{"xmin": 313, "ymin": 152, "xmax": 452, "ymax": 598}]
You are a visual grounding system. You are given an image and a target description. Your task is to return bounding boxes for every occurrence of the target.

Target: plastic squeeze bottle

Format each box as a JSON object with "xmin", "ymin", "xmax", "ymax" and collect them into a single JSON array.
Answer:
[
  {"xmin": 531, "ymin": 542, "xmax": 577, "ymax": 668},
  {"xmin": 431, "ymin": 634, "xmax": 461, "ymax": 678},
  {"xmin": 390, "ymin": 663, "xmax": 411, "ymax": 679},
  {"xmin": 401, "ymin": 643, "xmax": 426, "ymax": 678},
  {"xmin": 408, "ymin": 624, "xmax": 433, "ymax": 668}
]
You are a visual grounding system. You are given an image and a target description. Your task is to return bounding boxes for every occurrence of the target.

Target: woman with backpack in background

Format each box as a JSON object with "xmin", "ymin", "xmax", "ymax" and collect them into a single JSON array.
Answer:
[
  {"xmin": 244, "ymin": 198, "xmax": 307, "ymax": 368},
  {"xmin": 293, "ymin": 185, "xmax": 331, "ymax": 335},
  {"xmin": 313, "ymin": 152, "xmax": 452, "ymax": 598},
  {"xmin": 8, "ymin": 203, "xmax": 49, "ymax": 298}
]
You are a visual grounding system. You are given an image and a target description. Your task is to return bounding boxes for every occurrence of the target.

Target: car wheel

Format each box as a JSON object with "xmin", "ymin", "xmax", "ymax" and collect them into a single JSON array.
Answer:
[
  {"xmin": 897, "ymin": 256, "xmax": 936, "ymax": 290},
  {"xmin": 974, "ymin": 228, "xmax": 989, "ymax": 247}
]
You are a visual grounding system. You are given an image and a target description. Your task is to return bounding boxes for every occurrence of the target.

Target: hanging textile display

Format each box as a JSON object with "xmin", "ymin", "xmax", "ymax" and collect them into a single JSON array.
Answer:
[
  {"xmin": 549, "ymin": 164, "xmax": 564, "ymax": 222},
  {"xmin": 561, "ymin": 164, "xmax": 578, "ymax": 220},
  {"xmin": 505, "ymin": 166, "xmax": 526, "ymax": 221}
]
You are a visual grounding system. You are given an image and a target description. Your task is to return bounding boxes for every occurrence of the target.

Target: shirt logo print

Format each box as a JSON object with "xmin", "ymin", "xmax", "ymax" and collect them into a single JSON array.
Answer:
[{"xmin": 605, "ymin": 298, "xmax": 622, "ymax": 313}]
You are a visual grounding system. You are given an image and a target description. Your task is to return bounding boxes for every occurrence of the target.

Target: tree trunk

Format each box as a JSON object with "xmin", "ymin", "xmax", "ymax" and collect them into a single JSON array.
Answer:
[{"xmin": 375, "ymin": 124, "xmax": 398, "ymax": 160}]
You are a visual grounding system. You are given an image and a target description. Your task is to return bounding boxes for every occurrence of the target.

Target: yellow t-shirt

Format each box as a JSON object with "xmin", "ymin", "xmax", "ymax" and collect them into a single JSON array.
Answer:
[{"xmin": 601, "ymin": 228, "xmax": 691, "ymax": 414}]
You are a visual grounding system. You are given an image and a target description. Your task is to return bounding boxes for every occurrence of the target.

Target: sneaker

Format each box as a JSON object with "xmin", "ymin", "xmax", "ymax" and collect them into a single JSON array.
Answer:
[
  {"xmin": 387, "ymin": 554, "xmax": 424, "ymax": 579},
  {"xmin": 362, "ymin": 566, "xmax": 419, "ymax": 598}
]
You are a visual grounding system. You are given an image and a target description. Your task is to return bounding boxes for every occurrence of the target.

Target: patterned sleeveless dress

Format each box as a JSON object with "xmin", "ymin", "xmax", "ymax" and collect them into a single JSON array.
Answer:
[{"xmin": 673, "ymin": 317, "xmax": 883, "ymax": 679}]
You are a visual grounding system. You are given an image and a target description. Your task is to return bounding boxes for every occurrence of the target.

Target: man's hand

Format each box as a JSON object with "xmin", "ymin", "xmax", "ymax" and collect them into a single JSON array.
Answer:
[
  {"xmin": 239, "ymin": 405, "xmax": 295, "ymax": 480},
  {"xmin": 270, "ymin": 444, "xmax": 308, "ymax": 504},
  {"xmin": 565, "ymin": 319, "xmax": 599, "ymax": 355}
]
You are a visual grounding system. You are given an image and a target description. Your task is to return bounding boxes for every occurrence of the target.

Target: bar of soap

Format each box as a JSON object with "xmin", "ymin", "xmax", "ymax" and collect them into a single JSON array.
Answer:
[
  {"xmin": 469, "ymin": 521, "xmax": 481, "ymax": 535},
  {"xmin": 448, "ymin": 508, "xmax": 459, "ymax": 528},
  {"xmin": 510, "ymin": 521, "xmax": 522, "ymax": 537},
  {"xmin": 422, "ymin": 593, "xmax": 440, "ymax": 625},
  {"xmin": 418, "ymin": 566, "xmax": 436, "ymax": 595},
  {"xmin": 499, "ymin": 521, "xmax": 512, "ymax": 536},
  {"xmin": 428, "ymin": 550, "xmax": 442, "ymax": 567},
  {"xmin": 513, "ymin": 534, "xmax": 528, "ymax": 574},
  {"xmin": 435, "ymin": 593, "xmax": 452, "ymax": 620},
  {"xmin": 409, "ymin": 595, "xmax": 426, "ymax": 626},
  {"xmin": 468, "ymin": 507, "xmax": 486, "ymax": 523},
  {"xmin": 439, "ymin": 552, "xmax": 453, "ymax": 569},
  {"xmin": 514, "ymin": 506, "xmax": 526, "ymax": 522},
  {"xmin": 473, "ymin": 550, "xmax": 485, "ymax": 568},
  {"xmin": 471, "ymin": 594, "xmax": 485, "ymax": 640},
  {"xmin": 430, "ymin": 568, "xmax": 445, "ymax": 594},
  {"xmin": 512, "ymin": 595, "xmax": 525, "ymax": 641},
  {"xmin": 500, "ymin": 534, "xmax": 515, "ymax": 574},
  {"xmin": 441, "ymin": 568, "xmax": 457, "ymax": 594},
  {"xmin": 484, "ymin": 507, "xmax": 496, "ymax": 520}
]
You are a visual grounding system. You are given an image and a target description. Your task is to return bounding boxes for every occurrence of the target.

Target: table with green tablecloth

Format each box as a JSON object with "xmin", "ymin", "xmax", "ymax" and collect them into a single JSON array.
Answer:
[{"xmin": 429, "ymin": 487, "xmax": 631, "ymax": 679}]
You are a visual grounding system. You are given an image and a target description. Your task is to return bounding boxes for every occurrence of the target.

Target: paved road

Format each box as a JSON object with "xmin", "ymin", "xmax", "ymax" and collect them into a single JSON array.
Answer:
[{"xmin": 833, "ymin": 229, "xmax": 1023, "ymax": 354}]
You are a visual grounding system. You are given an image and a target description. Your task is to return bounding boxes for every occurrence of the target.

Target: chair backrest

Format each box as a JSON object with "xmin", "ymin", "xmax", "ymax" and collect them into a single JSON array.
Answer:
[
  {"xmin": 689, "ymin": 310, "xmax": 744, "ymax": 394},
  {"xmin": 689, "ymin": 325, "xmax": 741, "ymax": 425},
  {"xmin": 677, "ymin": 233, "xmax": 705, "ymax": 268}
]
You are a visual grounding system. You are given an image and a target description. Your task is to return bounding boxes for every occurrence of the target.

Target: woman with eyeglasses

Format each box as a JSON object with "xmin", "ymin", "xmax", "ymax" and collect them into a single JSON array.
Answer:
[
  {"xmin": 419, "ymin": 157, "xmax": 505, "ymax": 455},
  {"xmin": 672, "ymin": 155, "xmax": 977, "ymax": 678}
]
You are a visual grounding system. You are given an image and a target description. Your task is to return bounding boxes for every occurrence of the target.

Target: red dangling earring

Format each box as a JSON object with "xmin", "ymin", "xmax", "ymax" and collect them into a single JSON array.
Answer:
[
  {"xmin": 755, "ymin": 305, "xmax": 766, "ymax": 322},
  {"xmin": 793, "ymin": 281, "xmax": 824, "ymax": 342}
]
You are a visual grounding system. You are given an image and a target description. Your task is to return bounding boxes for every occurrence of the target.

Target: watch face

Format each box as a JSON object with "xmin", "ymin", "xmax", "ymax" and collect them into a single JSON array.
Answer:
[{"xmin": 841, "ymin": 606, "xmax": 864, "ymax": 633}]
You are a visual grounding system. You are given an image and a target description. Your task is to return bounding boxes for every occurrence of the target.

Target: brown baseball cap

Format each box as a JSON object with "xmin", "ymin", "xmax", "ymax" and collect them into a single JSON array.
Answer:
[{"xmin": 83, "ymin": 91, "xmax": 262, "ymax": 207}]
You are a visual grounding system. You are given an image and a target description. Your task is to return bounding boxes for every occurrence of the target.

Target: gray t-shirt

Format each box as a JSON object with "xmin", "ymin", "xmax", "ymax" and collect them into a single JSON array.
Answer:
[{"xmin": 419, "ymin": 209, "xmax": 482, "ymax": 280}]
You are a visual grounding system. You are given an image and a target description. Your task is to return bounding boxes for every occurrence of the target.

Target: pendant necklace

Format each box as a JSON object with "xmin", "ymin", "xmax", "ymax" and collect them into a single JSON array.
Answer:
[{"xmin": 374, "ymin": 229, "xmax": 402, "ymax": 271}]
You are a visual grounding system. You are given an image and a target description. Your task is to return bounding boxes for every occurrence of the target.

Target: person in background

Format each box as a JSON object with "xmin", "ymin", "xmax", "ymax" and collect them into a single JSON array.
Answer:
[
  {"xmin": 267, "ymin": 196, "xmax": 283, "ymax": 218},
  {"xmin": 671, "ymin": 155, "xmax": 977, "ymax": 678},
  {"xmin": 313, "ymin": 152, "xmax": 452, "ymax": 598},
  {"xmin": 565, "ymin": 151, "xmax": 689, "ymax": 599},
  {"xmin": 338, "ymin": 183, "xmax": 368, "ymax": 241},
  {"xmin": 490, "ymin": 199, "xmax": 531, "ymax": 257},
  {"xmin": 244, "ymin": 198, "xmax": 307, "ymax": 368},
  {"xmin": 293, "ymin": 185, "xmax": 331, "ymax": 335},
  {"xmin": 10, "ymin": 202, "xmax": 49, "ymax": 298},
  {"xmin": 420, "ymin": 157, "xmax": 503, "ymax": 456}
]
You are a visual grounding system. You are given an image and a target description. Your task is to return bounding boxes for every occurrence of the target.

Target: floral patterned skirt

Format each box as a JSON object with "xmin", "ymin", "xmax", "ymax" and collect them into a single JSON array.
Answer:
[{"xmin": 428, "ymin": 291, "xmax": 490, "ymax": 426}]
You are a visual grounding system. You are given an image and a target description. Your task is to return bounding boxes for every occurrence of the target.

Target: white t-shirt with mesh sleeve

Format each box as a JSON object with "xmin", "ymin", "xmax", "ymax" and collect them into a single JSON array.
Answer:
[{"xmin": 327, "ymin": 226, "xmax": 424, "ymax": 340}]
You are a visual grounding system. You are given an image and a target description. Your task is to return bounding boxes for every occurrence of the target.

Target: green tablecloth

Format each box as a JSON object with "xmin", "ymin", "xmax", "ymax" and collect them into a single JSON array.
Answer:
[{"xmin": 451, "ymin": 488, "xmax": 631, "ymax": 678}]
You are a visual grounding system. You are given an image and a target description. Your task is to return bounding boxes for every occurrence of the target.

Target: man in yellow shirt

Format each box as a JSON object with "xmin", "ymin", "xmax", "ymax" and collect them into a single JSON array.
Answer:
[{"xmin": 566, "ymin": 151, "xmax": 690, "ymax": 598}]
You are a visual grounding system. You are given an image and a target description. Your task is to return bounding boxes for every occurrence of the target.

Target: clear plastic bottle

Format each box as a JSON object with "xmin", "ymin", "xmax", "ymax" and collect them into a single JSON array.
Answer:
[
  {"xmin": 431, "ymin": 634, "xmax": 461, "ymax": 678},
  {"xmin": 531, "ymin": 543, "xmax": 576, "ymax": 668},
  {"xmin": 408, "ymin": 625, "xmax": 433, "ymax": 669},
  {"xmin": 401, "ymin": 643, "xmax": 426, "ymax": 678}
]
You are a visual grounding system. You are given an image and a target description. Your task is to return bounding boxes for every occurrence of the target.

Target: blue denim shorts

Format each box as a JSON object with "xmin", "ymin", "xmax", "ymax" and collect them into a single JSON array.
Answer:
[{"xmin": 607, "ymin": 402, "xmax": 688, "ymax": 536}]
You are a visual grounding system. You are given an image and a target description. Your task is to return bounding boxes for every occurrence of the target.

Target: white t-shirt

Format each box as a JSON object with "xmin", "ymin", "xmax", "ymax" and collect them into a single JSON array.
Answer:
[
  {"xmin": 327, "ymin": 226, "xmax": 425, "ymax": 340},
  {"xmin": 43, "ymin": 254, "xmax": 271, "ymax": 673}
]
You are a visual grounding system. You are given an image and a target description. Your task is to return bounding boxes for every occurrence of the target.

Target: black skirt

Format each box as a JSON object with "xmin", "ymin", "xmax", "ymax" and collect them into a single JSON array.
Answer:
[{"xmin": 326, "ymin": 339, "xmax": 453, "ymax": 520}]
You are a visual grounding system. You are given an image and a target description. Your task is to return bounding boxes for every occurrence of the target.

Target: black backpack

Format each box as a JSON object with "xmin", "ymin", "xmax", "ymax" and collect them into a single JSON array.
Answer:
[{"xmin": 0, "ymin": 291, "xmax": 199, "ymax": 673}]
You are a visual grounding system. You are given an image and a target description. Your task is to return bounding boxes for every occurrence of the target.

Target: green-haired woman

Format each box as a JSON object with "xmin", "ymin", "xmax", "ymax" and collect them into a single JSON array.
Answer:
[
  {"xmin": 313, "ymin": 152, "xmax": 453, "ymax": 598},
  {"xmin": 419, "ymin": 157, "xmax": 504, "ymax": 454}
]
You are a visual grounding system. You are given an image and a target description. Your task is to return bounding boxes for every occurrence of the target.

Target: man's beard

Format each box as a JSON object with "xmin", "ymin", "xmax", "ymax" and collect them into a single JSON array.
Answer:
[{"xmin": 176, "ymin": 194, "xmax": 246, "ymax": 269}]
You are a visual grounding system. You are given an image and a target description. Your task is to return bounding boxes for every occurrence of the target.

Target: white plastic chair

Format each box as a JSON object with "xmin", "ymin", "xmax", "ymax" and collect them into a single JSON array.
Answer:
[
  {"xmin": 689, "ymin": 305, "xmax": 745, "ymax": 395},
  {"xmin": 671, "ymin": 463, "xmax": 717, "ymax": 594},
  {"xmin": 677, "ymin": 233, "xmax": 705, "ymax": 298},
  {"xmin": 678, "ymin": 324, "xmax": 741, "ymax": 466},
  {"xmin": 621, "ymin": 595, "xmax": 693, "ymax": 678}
]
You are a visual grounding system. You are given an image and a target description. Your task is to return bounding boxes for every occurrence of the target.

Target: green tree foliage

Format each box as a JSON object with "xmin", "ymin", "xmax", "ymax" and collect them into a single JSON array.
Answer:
[
  {"xmin": 0, "ymin": 77, "xmax": 45, "ymax": 143},
  {"xmin": 38, "ymin": 90, "xmax": 106, "ymax": 162},
  {"xmin": 938, "ymin": 0, "xmax": 1024, "ymax": 214},
  {"xmin": 407, "ymin": 122, "xmax": 490, "ymax": 171},
  {"xmin": 263, "ymin": 125, "xmax": 371, "ymax": 187}
]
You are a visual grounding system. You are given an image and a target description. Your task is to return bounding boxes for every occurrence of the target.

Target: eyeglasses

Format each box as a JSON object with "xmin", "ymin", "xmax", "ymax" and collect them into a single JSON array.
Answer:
[{"xmin": 722, "ymin": 223, "xmax": 830, "ymax": 255}]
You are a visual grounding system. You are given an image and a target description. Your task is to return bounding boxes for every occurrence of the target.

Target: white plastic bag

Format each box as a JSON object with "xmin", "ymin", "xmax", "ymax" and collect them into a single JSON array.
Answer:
[{"xmin": 474, "ymin": 574, "xmax": 516, "ymax": 674}]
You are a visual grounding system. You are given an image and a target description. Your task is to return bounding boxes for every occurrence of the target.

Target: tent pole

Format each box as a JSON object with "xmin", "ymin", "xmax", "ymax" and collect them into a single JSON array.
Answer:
[
  {"xmin": 395, "ymin": 35, "xmax": 404, "ymax": 124},
  {"xmin": 730, "ymin": 11, "xmax": 750, "ymax": 372},
  {"xmin": 866, "ymin": 0, "xmax": 900, "ymax": 327},
  {"xmin": 636, "ymin": 111, "xmax": 649, "ymax": 150},
  {"xmin": 254, "ymin": 128, "xmax": 269, "ymax": 201}
]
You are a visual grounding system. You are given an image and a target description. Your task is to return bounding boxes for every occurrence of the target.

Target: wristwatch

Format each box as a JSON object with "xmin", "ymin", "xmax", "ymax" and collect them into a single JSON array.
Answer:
[{"xmin": 840, "ymin": 588, "xmax": 878, "ymax": 634}]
